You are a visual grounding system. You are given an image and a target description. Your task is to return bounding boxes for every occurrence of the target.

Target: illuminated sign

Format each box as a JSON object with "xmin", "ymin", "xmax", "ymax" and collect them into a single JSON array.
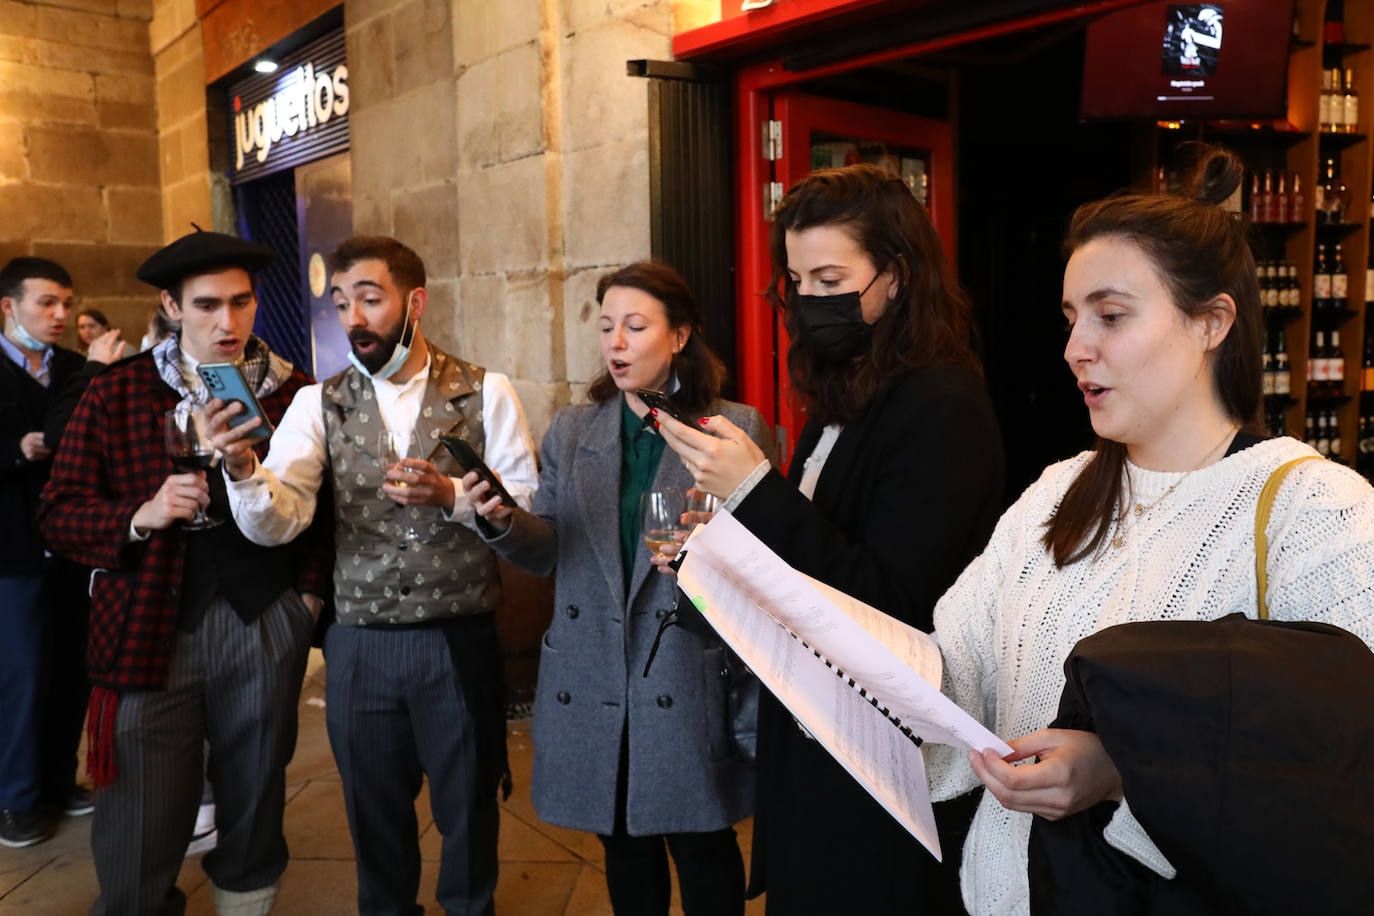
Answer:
[{"xmin": 227, "ymin": 29, "xmax": 349, "ymax": 185}]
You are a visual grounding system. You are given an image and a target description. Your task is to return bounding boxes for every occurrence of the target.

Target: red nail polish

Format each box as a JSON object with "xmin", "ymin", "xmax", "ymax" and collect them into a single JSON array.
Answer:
[
  {"xmin": 649, "ymin": 408, "xmax": 658, "ymax": 416},
  {"xmin": 653, "ymin": 420, "xmax": 660, "ymax": 429},
  {"xmin": 697, "ymin": 417, "xmax": 708, "ymax": 425}
]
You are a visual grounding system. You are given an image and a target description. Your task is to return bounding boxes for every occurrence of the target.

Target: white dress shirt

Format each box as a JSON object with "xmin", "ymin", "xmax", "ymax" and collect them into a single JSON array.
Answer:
[{"xmin": 226, "ymin": 359, "xmax": 538, "ymax": 548}]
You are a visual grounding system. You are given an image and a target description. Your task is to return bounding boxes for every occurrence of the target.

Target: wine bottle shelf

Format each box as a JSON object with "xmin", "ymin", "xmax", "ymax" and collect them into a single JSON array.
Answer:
[
  {"xmin": 1304, "ymin": 391, "xmax": 1353, "ymax": 405},
  {"xmin": 1317, "ymin": 131, "xmax": 1368, "ymax": 149},
  {"xmin": 1262, "ymin": 305, "xmax": 1306, "ymax": 323},
  {"xmin": 1265, "ymin": 394, "xmax": 1299, "ymax": 408},
  {"xmin": 1313, "ymin": 221, "xmax": 1364, "ymax": 235}
]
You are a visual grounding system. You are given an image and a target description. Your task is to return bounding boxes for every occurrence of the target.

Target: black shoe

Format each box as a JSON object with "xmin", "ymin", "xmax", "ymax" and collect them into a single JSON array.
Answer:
[
  {"xmin": 0, "ymin": 809, "xmax": 49, "ymax": 848},
  {"xmin": 63, "ymin": 786, "xmax": 94, "ymax": 817}
]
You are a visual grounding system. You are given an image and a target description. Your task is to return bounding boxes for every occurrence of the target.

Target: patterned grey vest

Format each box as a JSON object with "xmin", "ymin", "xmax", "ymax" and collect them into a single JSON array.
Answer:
[{"xmin": 321, "ymin": 348, "xmax": 501, "ymax": 626}]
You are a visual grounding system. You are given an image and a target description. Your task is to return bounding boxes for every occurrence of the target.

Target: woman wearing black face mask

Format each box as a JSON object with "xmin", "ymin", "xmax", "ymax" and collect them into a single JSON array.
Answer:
[{"xmin": 658, "ymin": 163, "xmax": 1005, "ymax": 915}]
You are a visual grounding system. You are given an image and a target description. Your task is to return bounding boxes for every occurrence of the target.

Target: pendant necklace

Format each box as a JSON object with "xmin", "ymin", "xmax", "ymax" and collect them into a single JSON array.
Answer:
[{"xmin": 1112, "ymin": 425, "xmax": 1240, "ymax": 550}]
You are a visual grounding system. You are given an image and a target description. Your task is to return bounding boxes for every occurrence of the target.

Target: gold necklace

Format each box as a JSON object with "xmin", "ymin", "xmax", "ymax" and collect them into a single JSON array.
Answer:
[{"xmin": 1111, "ymin": 425, "xmax": 1240, "ymax": 549}]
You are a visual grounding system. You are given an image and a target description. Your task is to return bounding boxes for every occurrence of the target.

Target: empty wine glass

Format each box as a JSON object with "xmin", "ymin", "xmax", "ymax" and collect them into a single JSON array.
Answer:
[
  {"xmin": 163, "ymin": 405, "xmax": 222, "ymax": 530},
  {"xmin": 640, "ymin": 489, "xmax": 689, "ymax": 557}
]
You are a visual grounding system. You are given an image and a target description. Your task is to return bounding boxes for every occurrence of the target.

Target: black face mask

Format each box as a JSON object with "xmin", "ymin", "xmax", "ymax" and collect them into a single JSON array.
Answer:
[{"xmin": 791, "ymin": 273, "xmax": 881, "ymax": 363}]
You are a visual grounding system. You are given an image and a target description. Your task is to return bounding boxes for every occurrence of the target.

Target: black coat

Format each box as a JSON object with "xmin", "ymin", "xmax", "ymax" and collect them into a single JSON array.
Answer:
[
  {"xmin": 733, "ymin": 364, "xmax": 1005, "ymax": 915},
  {"xmin": 0, "ymin": 345, "xmax": 86, "ymax": 576},
  {"xmin": 1029, "ymin": 614, "xmax": 1374, "ymax": 916}
]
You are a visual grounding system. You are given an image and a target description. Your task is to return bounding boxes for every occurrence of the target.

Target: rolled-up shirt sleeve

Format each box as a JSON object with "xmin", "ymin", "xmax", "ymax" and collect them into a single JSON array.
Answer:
[
  {"xmin": 225, "ymin": 384, "xmax": 328, "ymax": 547},
  {"xmin": 443, "ymin": 372, "xmax": 538, "ymax": 528}
]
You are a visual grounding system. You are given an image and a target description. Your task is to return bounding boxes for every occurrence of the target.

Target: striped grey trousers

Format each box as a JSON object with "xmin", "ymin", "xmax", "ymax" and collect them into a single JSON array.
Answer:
[{"xmin": 89, "ymin": 591, "xmax": 314, "ymax": 916}]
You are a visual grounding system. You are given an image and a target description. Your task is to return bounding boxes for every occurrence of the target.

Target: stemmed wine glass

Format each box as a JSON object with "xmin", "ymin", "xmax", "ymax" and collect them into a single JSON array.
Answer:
[
  {"xmin": 640, "ymin": 489, "xmax": 689, "ymax": 557},
  {"xmin": 163, "ymin": 404, "xmax": 222, "ymax": 530},
  {"xmin": 377, "ymin": 429, "xmax": 422, "ymax": 539}
]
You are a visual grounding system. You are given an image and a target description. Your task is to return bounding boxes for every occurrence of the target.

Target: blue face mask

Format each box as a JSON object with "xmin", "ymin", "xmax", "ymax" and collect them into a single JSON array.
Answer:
[
  {"xmin": 347, "ymin": 293, "xmax": 416, "ymax": 381},
  {"xmin": 6, "ymin": 319, "xmax": 50, "ymax": 354}
]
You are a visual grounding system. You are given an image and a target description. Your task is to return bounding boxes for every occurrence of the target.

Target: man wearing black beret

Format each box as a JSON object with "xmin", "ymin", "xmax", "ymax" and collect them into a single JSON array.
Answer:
[{"xmin": 39, "ymin": 228, "xmax": 333, "ymax": 915}]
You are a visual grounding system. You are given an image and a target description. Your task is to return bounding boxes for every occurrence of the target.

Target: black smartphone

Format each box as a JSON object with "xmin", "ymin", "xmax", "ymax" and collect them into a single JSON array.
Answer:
[
  {"xmin": 636, "ymin": 388, "xmax": 696, "ymax": 427},
  {"xmin": 197, "ymin": 362, "xmax": 273, "ymax": 439},
  {"xmin": 439, "ymin": 434, "xmax": 516, "ymax": 509}
]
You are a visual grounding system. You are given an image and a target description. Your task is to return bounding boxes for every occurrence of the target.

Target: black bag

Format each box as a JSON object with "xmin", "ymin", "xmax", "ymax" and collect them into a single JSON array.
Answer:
[
  {"xmin": 723, "ymin": 647, "xmax": 760, "ymax": 764},
  {"xmin": 1029, "ymin": 614, "xmax": 1374, "ymax": 916}
]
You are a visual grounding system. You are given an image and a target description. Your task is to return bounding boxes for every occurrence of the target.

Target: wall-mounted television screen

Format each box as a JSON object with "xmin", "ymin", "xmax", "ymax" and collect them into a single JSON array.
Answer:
[{"xmin": 1081, "ymin": 1, "xmax": 1295, "ymax": 121}]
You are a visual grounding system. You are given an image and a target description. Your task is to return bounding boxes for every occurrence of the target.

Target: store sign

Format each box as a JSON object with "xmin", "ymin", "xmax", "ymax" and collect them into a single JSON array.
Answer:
[
  {"xmin": 227, "ymin": 29, "xmax": 349, "ymax": 185},
  {"xmin": 235, "ymin": 63, "xmax": 349, "ymax": 169}
]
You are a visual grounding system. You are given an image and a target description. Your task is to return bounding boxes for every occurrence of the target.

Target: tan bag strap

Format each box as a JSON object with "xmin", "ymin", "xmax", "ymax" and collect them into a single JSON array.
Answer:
[{"xmin": 1255, "ymin": 456, "xmax": 1321, "ymax": 620}]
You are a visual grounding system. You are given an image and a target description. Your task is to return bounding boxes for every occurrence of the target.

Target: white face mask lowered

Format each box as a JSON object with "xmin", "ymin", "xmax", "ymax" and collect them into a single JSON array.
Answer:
[{"xmin": 347, "ymin": 292, "xmax": 416, "ymax": 381}]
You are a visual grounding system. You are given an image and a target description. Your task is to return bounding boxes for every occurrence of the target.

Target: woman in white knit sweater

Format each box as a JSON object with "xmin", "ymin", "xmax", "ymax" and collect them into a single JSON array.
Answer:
[{"xmin": 927, "ymin": 145, "xmax": 1374, "ymax": 916}]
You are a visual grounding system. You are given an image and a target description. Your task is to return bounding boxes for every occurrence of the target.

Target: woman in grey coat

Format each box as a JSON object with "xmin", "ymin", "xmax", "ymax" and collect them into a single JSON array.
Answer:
[{"xmin": 470, "ymin": 261, "xmax": 772, "ymax": 916}]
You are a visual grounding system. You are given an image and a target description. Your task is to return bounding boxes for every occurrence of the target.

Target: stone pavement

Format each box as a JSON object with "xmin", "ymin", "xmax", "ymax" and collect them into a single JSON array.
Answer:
[{"xmin": 0, "ymin": 650, "xmax": 763, "ymax": 915}]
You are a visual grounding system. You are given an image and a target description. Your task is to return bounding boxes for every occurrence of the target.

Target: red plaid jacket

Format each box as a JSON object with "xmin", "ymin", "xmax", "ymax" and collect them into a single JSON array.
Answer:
[{"xmin": 38, "ymin": 352, "xmax": 333, "ymax": 691}]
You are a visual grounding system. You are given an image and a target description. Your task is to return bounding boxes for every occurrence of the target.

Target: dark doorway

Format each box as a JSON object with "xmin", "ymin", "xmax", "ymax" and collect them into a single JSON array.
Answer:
[{"xmin": 954, "ymin": 27, "xmax": 1134, "ymax": 499}]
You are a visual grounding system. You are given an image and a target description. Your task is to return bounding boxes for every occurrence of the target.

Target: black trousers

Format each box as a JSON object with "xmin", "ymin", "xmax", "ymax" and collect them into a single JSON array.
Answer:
[{"xmin": 597, "ymin": 729, "xmax": 746, "ymax": 916}]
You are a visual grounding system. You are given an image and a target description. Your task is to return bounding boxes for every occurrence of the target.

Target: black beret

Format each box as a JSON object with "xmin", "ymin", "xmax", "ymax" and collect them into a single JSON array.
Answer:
[{"xmin": 136, "ymin": 227, "xmax": 275, "ymax": 290}]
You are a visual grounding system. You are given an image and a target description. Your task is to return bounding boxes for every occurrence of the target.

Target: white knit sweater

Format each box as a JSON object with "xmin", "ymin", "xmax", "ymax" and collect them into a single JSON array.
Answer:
[{"xmin": 928, "ymin": 437, "xmax": 1374, "ymax": 916}]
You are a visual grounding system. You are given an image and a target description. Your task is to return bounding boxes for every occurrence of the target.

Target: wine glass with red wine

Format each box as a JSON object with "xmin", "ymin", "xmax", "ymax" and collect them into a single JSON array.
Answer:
[{"xmin": 164, "ymin": 404, "xmax": 222, "ymax": 530}]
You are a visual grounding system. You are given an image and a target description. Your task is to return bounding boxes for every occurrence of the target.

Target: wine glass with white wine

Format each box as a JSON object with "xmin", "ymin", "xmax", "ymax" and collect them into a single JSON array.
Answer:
[
  {"xmin": 640, "ymin": 489, "xmax": 689, "ymax": 558},
  {"xmin": 377, "ymin": 428, "xmax": 422, "ymax": 540}
]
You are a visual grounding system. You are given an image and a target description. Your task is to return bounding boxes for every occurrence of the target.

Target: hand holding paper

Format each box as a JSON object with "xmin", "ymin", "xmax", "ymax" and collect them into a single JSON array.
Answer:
[{"xmin": 675, "ymin": 511, "xmax": 1010, "ymax": 861}]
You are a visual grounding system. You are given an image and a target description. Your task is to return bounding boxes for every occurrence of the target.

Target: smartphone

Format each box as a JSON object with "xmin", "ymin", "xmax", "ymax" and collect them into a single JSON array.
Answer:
[
  {"xmin": 439, "ymin": 434, "xmax": 516, "ymax": 509},
  {"xmin": 197, "ymin": 362, "xmax": 273, "ymax": 440},
  {"xmin": 636, "ymin": 388, "xmax": 696, "ymax": 427}
]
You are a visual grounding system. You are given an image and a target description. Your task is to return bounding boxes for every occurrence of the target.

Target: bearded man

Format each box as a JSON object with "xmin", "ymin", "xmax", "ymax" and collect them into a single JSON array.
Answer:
[{"xmin": 210, "ymin": 236, "xmax": 538, "ymax": 916}]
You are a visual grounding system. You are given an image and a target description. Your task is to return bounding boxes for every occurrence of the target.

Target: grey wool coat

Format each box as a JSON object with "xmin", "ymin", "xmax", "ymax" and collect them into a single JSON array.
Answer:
[{"xmin": 485, "ymin": 395, "xmax": 772, "ymax": 836}]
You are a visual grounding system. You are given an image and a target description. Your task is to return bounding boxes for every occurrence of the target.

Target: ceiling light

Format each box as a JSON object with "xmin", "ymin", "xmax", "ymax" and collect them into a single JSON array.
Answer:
[{"xmin": 254, "ymin": 59, "xmax": 279, "ymax": 74}]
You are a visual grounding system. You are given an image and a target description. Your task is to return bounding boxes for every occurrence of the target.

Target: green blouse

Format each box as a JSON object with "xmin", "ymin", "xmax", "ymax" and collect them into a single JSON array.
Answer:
[{"xmin": 618, "ymin": 396, "xmax": 666, "ymax": 590}]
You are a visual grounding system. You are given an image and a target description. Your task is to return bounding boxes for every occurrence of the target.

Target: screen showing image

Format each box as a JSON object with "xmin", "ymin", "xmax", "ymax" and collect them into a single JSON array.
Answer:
[
  {"xmin": 1162, "ymin": 4, "xmax": 1223, "ymax": 77},
  {"xmin": 1082, "ymin": 0, "xmax": 1292, "ymax": 121}
]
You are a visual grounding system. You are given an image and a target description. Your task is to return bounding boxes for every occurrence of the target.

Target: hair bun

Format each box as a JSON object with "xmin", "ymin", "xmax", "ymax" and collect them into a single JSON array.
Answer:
[{"xmin": 1179, "ymin": 142, "xmax": 1244, "ymax": 206}]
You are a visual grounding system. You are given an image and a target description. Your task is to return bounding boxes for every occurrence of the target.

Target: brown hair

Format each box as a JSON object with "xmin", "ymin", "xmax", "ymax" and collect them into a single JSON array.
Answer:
[
  {"xmin": 767, "ymin": 163, "xmax": 981, "ymax": 424},
  {"xmin": 77, "ymin": 308, "xmax": 110, "ymax": 327},
  {"xmin": 586, "ymin": 261, "xmax": 727, "ymax": 411},
  {"xmin": 1043, "ymin": 144, "xmax": 1262, "ymax": 567},
  {"xmin": 326, "ymin": 236, "xmax": 426, "ymax": 295}
]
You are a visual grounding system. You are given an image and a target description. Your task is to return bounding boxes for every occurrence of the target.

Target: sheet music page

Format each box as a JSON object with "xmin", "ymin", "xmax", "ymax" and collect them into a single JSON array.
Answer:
[{"xmin": 675, "ymin": 512, "xmax": 1012, "ymax": 857}]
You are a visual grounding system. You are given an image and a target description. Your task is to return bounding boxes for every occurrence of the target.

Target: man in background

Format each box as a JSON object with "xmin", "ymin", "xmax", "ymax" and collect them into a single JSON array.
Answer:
[{"xmin": 0, "ymin": 257, "xmax": 113, "ymax": 847}]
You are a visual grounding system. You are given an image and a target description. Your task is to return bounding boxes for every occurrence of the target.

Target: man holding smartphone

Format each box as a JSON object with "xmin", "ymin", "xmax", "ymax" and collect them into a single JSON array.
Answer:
[
  {"xmin": 209, "ymin": 235, "xmax": 539, "ymax": 916},
  {"xmin": 38, "ymin": 229, "xmax": 332, "ymax": 915}
]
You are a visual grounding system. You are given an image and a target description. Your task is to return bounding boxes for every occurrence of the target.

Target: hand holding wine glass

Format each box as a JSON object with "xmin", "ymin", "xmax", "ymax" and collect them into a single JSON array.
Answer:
[
  {"xmin": 641, "ymin": 489, "xmax": 689, "ymax": 559},
  {"xmin": 158, "ymin": 404, "xmax": 220, "ymax": 530}
]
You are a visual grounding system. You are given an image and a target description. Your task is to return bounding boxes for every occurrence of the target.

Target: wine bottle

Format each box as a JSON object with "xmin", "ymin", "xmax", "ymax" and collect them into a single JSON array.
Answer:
[
  {"xmin": 1325, "ymin": 0, "xmax": 1345, "ymax": 45},
  {"xmin": 1275, "ymin": 329, "xmax": 1292, "ymax": 396},
  {"xmin": 1306, "ymin": 413, "xmax": 1319, "ymax": 451},
  {"xmin": 1344, "ymin": 68, "xmax": 1360, "ymax": 134},
  {"xmin": 1249, "ymin": 173, "xmax": 1263, "ymax": 222},
  {"xmin": 1312, "ymin": 330, "xmax": 1331, "ymax": 393},
  {"xmin": 1290, "ymin": 173, "xmax": 1304, "ymax": 220},
  {"xmin": 1260, "ymin": 170, "xmax": 1277, "ymax": 223},
  {"xmin": 1265, "ymin": 261, "xmax": 1281, "ymax": 310},
  {"xmin": 1287, "ymin": 262, "xmax": 1301, "ymax": 311},
  {"xmin": 1313, "ymin": 244, "xmax": 1332, "ymax": 314},
  {"xmin": 1275, "ymin": 171, "xmax": 1290, "ymax": 223},
  {"xmin": 1333, "ymin": 243, "xmax": 1349, "ymax": 304},
  {"xmin": 1316, "ymin": 412, "xmax": 1331, "ymax": 458},
  {"xmin": 1331, "ymin": 329, "xmax": 1345, "ymax": 392},
  {"xmin": 1363, "ymin": 334, "xmax": 1374, "ymax": 390},
  {"xmin": 1262, "ymin": 332, "xmax": 1276, "ymax": 396},
  {"xmin": 1330, "ymin": 412, "xmax": 1343, "ymax": 459},
  {"xmin": 1320, "ymin": 68, "xmax": 1335, "ymax": 133}
]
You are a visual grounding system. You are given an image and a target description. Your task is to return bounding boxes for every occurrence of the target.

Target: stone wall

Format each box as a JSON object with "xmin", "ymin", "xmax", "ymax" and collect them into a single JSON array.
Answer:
[
  {"xmin": 0, "ymin": 0, "xmax": 162, "ymax": 351},
  {"xmin": 150, "ymin": 0, "xmax": 213, "ymax": 240},
  {"xmin": 345, "ymin": 0, "xmax": 675, "ymax": 443}
]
